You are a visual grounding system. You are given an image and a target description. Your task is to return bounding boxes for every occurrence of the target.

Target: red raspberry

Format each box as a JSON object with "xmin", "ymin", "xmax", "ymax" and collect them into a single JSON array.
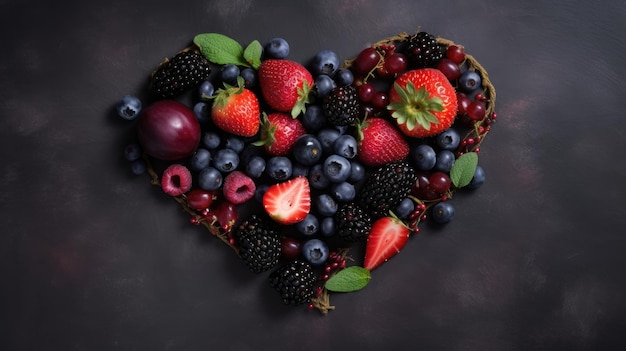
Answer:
[
  {"xmin": 222, "ymin": 171, "xmax": 256, "ymax": 204},
  {"xmin": 161, "ymin": 164, "xmax": 193, "ymax": 196}
]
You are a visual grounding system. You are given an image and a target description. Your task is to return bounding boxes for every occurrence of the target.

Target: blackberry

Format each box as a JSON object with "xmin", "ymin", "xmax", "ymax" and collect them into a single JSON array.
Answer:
[
  {"xmin": 234, "ymin": 215, "xmax": 281, "ymax": 273},
  {"xmin": 269, "ymin": 260, "xmax": 317, "ymax": 305},
  {"xmin": 150, "ymin": 50, "xmax": 212, "ymax": 98},
  {"xmin": 357, "ymin": 161, "xmax": 417, "ymax": 218},
  {"xmin": 403, "ymin": 31, "xmax": 443, "ymax": 68},
  {"xmin": 322, "ymin": 85, "xmax": 360, "ymax": 126},
  {"xmin": 335, "ymin": 202, "xmax": 372, "ymax": 242}
]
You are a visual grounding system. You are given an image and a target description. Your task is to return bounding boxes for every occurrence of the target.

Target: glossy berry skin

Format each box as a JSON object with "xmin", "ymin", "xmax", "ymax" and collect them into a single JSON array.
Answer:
[
  {"xmin": 353, "ymin": 47, "xmax": 381, "ymax": 75},
  {"xmin": 246, "ymin": 156, "xmax": 266, "ymax": 178},
  {"xmin": 281, "ymin": 237, "xmax": 301, "ymax": 259},
  {"xmin": 311, "ymin": 50, "xmax": 340, "ymax": 76},
  {"xmin": 266, "ymin": 156, "xmax": 293, "ymax": 181},
  {"xmin": 429, "ymin": 171, "xmax": 452, "ymax": 194},
  {"xmin": 320, "ymin": 217, "xmax": 336, "ymax": 237},
  {"xmin": 258, "ymin": 59, "xmax": 313, "ymax": 117},
  {"xmin": 335, "ymin": 68, "xmax": 354, "ymax": 86},
  {"xmin": 394, "ymin": 197, "xmax": 415, "ymax": 219},
  {"xmin": 445, "ymin": 45, "xmax": 465, "ymax": 64},
  {"xmin": 202, "ymin": 131, "xmax": 221, "ymax": 150},
  {"xmin": 198, "ymin": 80, "xmax": 215, "ymax": 101},
  {"xmin": 434, "ymin": 150, "xmax": 456, "ymax": 173},
  {"xmin": 317, "ymin": 128, "xmax": 342, "ymax": 155},
  {"xmin": 301, "ymin": 105, "xmax": 327, "ymax": 133},
  {"xmin": 212, "ymin": 148, "xmax": 239, "ymax": 173},
  {"xmin": 224, "ymin": 136, "xmax": 245, "ymax": 154},
  {"xmin": 186, "ymin": 188, "xmax": 216, "ymax": 210},
  {"xmin": 436, "ymin": 128, "xmax": 461, "ymax": 150},
  {"xmin": 240, "ymin": 68, "xmax": 257, "ymax": 88},
  {"xmin": 292, "ymin": 134, "xmax": 323, "ymax": 166},
  {"xmin": 264, "ymin": 38, "xmax": 290, "ymax": 59},
  {"xmin": 323, "ymin": 155, "xmax": 352, "ymax": 183},
  {"xmin": 193, "ymin": 102, "xmax": 211, "ymax": 124},
  {"xmin": 313, "ymin": 74, "xmax": 336, "ymax": 98},
  {"xmin": 437, "ymin": 58, "xmax": 461, "ymax": 81},
  {"xmin": 219, "ymin": 64, "xmax": 240, "ymax": 86},
  {"xmin": 458, "ymin": 70, "xmax": 482, "ymax": 94},
  {"xmin": 137, "ymin": 100, "xmax": 201, "ymax": 161},
  {"xmin": 411, "ymin": 144, "xmax": 437, "ymax": 171},
  {"xmin": 301, "ymin": 238, "xmax": 329, "ymax": 266},
  {"xmin": 331, "ymin": 181, "xmax": 356, "ymax": 202},
  {"xmin": 431, "ymin": 202, "xmax": 455, "ymax": 224},
  {"xmin": 467, "ymin": 100, "xmax": 486, "ymax": 121},
  {"xmin": 308, "ymin": 164, "xmax": 331, "ymax": 190},
  {"xmin": 348, "ymin": 160, "xmax": 366, "ymax": 183},
  {"xmin": 468, "ymin": 165, "xmax": 486, "ymax": 189},
  {"xmin": 315, "ymin": 194, "xmax": 338, "ymax": 217},
  {"xmin": 333, "ymin": 134, "xmax": 358, "ymax": 159},
  {"xmin": 296, "ymin": 214, "xmax": 319, "ymax": 236},
  {"xmin": 190, "ymin": 148, "xmax": 211, "ymax": 171},
  {"xmin": 197, "ymin": 167, "xmax": 223, "ymax": 191},
  {"xmin": 116, "ymin": 95, "xmax": 142, "ymax": 120}
]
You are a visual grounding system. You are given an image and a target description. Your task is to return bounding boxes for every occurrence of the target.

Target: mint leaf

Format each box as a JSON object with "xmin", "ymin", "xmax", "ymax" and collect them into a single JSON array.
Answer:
[
  {"xmin": 193, "ymin": 33, "xmax": 249, "ymax": 66},
  {"xmin": 243, "ymin": 40, "xmax": 263, "ymax": 69},
  {"xmin": 325, "ymin": 266, "xmax": 371, "ymax": 292},
  {"xmin": 450, "ymin": 152, "xmax": 478, "ymax": 188}
]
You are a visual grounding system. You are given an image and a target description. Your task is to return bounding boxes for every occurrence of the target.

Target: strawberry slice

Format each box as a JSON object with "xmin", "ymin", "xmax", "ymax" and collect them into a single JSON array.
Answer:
[
  {"xmin": 364, "ymin": 216, "xmax": 410, "ymax": 271},
  {"xmin": 262, "ymin": 176, "xmax": 311, "ymax": 225}
]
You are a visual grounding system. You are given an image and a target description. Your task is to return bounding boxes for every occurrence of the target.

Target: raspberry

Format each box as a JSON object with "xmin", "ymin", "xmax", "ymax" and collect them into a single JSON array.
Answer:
[
  {"xmin": 161, "ymin": 164, "xmax": 193, "ymax": 196},
  {"xmin": 222, "ymin": 171, "xmax": 256, "ymax": 204}
]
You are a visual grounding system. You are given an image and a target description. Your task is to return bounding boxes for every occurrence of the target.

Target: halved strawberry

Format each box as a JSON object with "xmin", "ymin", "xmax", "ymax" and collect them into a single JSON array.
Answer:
[
  {"xmin": 253, "ymin": 112, "xmax": 306, "ymax": 156},
  {"xmin": 363, "ymin": 216, "xmax": 410, "ymax": 271},
  {"xmin": 211, "ymin": 76, "xmax": 261, "ymax": 137},
  {"xmin": 262, "ymin": 176, "xmax": 311, "ymax": 225},
  {"xmin": 387, "ymin": 68, "xmax": 458, "ymax": 138},
  {"xmin": 356, "ymin": 117, "xmax": 409, "ymax": 167},
  {"xmin": 258, "ymin": 59, "xmax": 313, "ymax": 117}
]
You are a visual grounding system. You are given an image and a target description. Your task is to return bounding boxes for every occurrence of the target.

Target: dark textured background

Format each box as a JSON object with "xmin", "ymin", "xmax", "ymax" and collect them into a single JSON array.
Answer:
[{"xmin": 2, "ymin": 0, "xmax": 626, "ymax": 350}]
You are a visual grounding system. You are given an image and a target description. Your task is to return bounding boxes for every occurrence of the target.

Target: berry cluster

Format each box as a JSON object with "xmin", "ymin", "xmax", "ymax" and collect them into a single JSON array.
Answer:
[{"xmin": 115, "ymin": 31, "xmax": 497, "ymax": 313}]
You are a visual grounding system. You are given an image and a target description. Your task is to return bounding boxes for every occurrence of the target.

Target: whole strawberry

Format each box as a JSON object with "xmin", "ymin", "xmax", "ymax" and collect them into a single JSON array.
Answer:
[
  {"xmin": 211, "ymin": 77, "xmax": 261, "ymax": 137},
  {"xmin": 254, "ymin": 112, "xmax": 306, "ymax": 156},
  {"xmin": 387, "ymin": 68, "xmax": 458, "ymax": 138},
  {"xmin": 258, "ymin": 59, "xmax": 313, "ymax": 118},
  {"xmin": 357, "ymin": 117, "xmax": 409, "ymax": 167}
]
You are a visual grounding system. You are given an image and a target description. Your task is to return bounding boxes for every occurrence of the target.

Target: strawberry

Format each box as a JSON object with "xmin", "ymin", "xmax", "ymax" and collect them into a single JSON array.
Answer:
[
  {"xmin": 262, "ymin": 176, "xmax": 311, "ymax": 225},
  {"xmin": 211, "ymin": 77, "xmax": 260, "ymax": 137},
  {"xmin": 253, "ymin": 112, "xmax": 306, "ymax": 156},
  {"xmin": 356, "ymin": 117, "xmax": 409, "ymax": 167},
  {"xmin": 387, "ymin": 68, "xmax": 458, "ymax": 138},
  {"xmin": 363, "ymin": 216, "xmax": 410, "ymax": 271},
  {"xmin": 258, "ymin": 59, "xmax": 313, "ymax": 118}
]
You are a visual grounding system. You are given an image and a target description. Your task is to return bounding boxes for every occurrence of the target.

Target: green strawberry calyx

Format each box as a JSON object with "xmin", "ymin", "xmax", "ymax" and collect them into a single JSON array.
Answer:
[
  {"xmin": 387, "ymin": 81, "xmax": 443, "ymax": 131},
  {"xmin": 212, "ymin": 76, "xmax": 246, "ymax": 109},
  {"xmin": 252, "ymin": 113, "xmax": 277, "ymax": 148},
  {"xmin": 291, "ymin": 79, "xmax": 312, "ymax": 118}
]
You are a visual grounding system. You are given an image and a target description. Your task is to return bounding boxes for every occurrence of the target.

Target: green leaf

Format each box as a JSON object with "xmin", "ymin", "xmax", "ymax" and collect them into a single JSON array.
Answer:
[
  {"xmin": 193, "ymin": 33, "xmax": 250, "ymax": 66},
  {"xmin": 450, "ymin": 152, "xmax": 479, "ymax": 188},
  {"xmin": 325, "ymin": 266, "xmax": 371, "ymax": 292},
  {"xmin": 243, "ymin": 40, "xmax": 263, "ymax": 69}
]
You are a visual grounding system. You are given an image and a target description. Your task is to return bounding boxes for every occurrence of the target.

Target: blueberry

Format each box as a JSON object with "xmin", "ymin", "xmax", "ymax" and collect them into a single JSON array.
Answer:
[
  {"xmin": 116, "ymin": 95, "xmax": 142, "ymax": 120},
  {"xmin": 213, "ymin": 148, "xmax": 239, "ymax": 173},
  {"xmin": 301, "ymin": 105, "xmax": 327, "ymax": 133},
  {"xmin": 315, "ymin": 194, "xmax": 338, "ymax": 216},
  {"xmin": 193, "ymin": 102, "xmax": 211, "ymax": 124},
  {"xmin": 224, "ymin": 136, "xmax": 245, "ymax": 154},
  {"xmin": 458, "ymin": 70, "xmax": 482, "ymax": 94},
  {"xmin": 335, "ymin": 68, "xmax": 354, "ymax": 86},
  {"xmin": 468, "ymin": 165, "xmax": 485, "ymax": 189},
  {"xmin": 412, "ymin": 144, "xmax": 437, "ymax": 171},
  {"xmin": 292, "ymin": 163, "xmax": 310, "ymax": 177},
  {"xmin": 264, "ymin": 38, "xmax": 290, "ymax": 59},
  {"xmin": 246, "ymin": 156, "xmax": 266, "ymax": 178},
  {"xmin": 198, "ymin": 80, "xmax": 215, "ymax": 101},
  {"xmin": 240, "ymin": 67, "xmax": 257, "ymax": 88},
  {"xmin": 198, "ymin": 167, "xmax": 223, "ymax": 191},
  {"xmin": 394, "ymin": 197, "xmax": 415, "ymax": 219},
  {"xmin": 130, "ymin": 159, "xmax": 147, "ymax": 175},
  {"xmin": 331, "ymin": 182, "xmax": 356, "ymax": 202},
  {"xmin": 292, "ymin": 134, "xmax": 323, "ymax": 166},
  {"xmin": 431, "ymin": 202, "xmax": 455, "ymax": 224},
  {"xmin": 434, "ymin": 150, "xmax": 456, "ymax": 173},
  {"xmin": 254, "ymin": 184, "xmax": 270, "ymax": 203},
  {"xmin": 190, "ymin": 148, "xmax": 211, "ymax": 171},
  {"xmin": 333, "ymin": 134, "xmax": 358, "ymax": 159},
  {"xmin": 301, "ymin": 238, "xmax": 329, "ymax": 266},
  {"xmin": 296, "ymin": 214, "xmax": 319, "ymax": 236},
  {"xmin": 202, "ymin": 131, "xmax": 221, "ymax": 150},
  {"xmin": 323, "ymin": 155, "xmax": 351, "ymax": 183},
  {"xmin": 124, "ymin": 143, "xmax": 142, "ymax": 162},
  {"xmin": 436, "ymin": 128, "xmax": 461, "ymax": 150},
  {"xmin": 266, "ymin": 156, "xmax": 293, "ymax": 180},
  {"xmin": 313, "ymin": 74, "xmax": 336, "ymax": 98},
  {"xmin": 348, "ymin": 160, "xmax": 366, "ymax": 183},
  {"xmin": 311, "ymin": 50, "xmax": 340, "ymax": 76},
  {"xmin": 317, "ymin": 128, "xmax": 341, "ymax": 154},
  {"xmin": 219, "ymin": 64, "xmax": 240, "ymax": 86},
  {"xmin": 308, "ymin": 163, "xmax": 331, "ymax": 190},
  {"xmin": 320, "ymin": 217, "xmax": 336, "ymax": 237}
]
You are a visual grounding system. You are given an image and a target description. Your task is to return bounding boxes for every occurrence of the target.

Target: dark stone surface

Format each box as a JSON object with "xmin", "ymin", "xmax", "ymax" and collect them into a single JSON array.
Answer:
[{"xmin": 1, "ymin": 1, "xmax": 626, "ymax": 350}]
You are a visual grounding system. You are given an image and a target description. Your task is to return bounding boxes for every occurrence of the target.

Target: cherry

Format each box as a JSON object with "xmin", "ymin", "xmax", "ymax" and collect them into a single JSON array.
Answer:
[
  {"xmin": 186, "ymin": 188, "xmax": 217, "ymax": 211},
  {"xmin": 467, "ymin": 100, "xmax": 486, "ymax": 120},
  {"xmin": 437, "ymin": 58, "xmax": 461, "ymax": 81},
  {"xmin": 445, "ymin": 45, "xmax": 465, "ymax": 64},
  {"xmin": 382, "ymin": 53, "xmax": 408, "ymax": 75},
  {"xmin": 357, "ymin": 83, "xmax": 376, "ymax": 102},
  {"xmin": 429, "ymin": 172, "xmax": 451, "ymax": 194},
  {"xmin": 456, "ymin": 92, "xmax": 471, "ymax": 115},
  {"xmin": 370, "ymin": 91, "xmax": 389, "ymax": 109},
  {"xmin": 353, "ymin": 47, "xmax": 381, "ymax": 75},
  {"xmin": 213, "ymin": 201, "xmax": 238, "ymax": 231},
  {"xmin": 281, "ymin": 237, "xmax": 301, "ymax": 260}
]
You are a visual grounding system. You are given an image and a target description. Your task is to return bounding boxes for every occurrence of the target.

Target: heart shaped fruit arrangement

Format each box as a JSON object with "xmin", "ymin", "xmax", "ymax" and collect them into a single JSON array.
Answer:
[{"xmin": 116, "ymin": 31, "xmax": 497, "ymax": 314}]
